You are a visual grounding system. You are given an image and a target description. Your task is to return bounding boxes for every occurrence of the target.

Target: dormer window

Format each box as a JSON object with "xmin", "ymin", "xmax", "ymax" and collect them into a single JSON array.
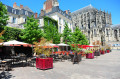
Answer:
[{"xmin": 25, "ymin": 11, "xmax": 28, "ymax": 16}]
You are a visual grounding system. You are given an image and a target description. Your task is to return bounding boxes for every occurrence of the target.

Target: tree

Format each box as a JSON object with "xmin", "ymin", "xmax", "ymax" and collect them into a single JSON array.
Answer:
[
  {"xmin": 43, "ymin": 16, "xmax": 60, "ymax": 44},
  {"xmin": 34, "ymin": 37, "xmax": 52, "ymax": 56},
  {"xmin": 71, "ymin": 27, "xmax": 89, "ymax": 51},
  {"xmin": 0, "ymin": 2, "xmax": 9, "ymax": 31},
  {"xmin": 62, "ymin": 23, "xmax": 72, "ymax": 44},
  {"xmin": 3, "ymin": 26, "xmax": 22, "ymax": 41},
  {"xmin": 71, "ymin": 27, "xmax": 89, "ymax": 45},
  {"xmin": 20, "ymin": 16, "xmax": 42, "ymax": 44},
  {"xmin": 0, "ymin": 30, "xmax": 5, "ymax": 43}
]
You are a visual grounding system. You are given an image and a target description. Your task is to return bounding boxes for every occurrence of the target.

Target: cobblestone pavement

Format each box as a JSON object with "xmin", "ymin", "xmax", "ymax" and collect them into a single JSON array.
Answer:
[{"xmin": 1, "ymin": 50, "xmax": 120, "ymax": 79}]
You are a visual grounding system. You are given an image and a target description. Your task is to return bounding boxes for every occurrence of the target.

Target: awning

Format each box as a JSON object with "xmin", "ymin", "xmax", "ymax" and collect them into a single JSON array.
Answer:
[
  {"xmin": 57, "ymin": 43, "xmax": 69, "ymax": 46},
  {"xmin": 0, "ymin": 40, "xmax": 32, "ymax": 47}
]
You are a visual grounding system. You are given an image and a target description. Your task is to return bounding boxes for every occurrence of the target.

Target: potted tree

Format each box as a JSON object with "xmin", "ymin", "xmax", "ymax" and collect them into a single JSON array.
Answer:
[
  {"xmin": 71, "ymin": 44, "xmax": 82, "ymax": 64},
  {"xmin": 34, "ymin": 37, "xmax": 53, "ymax": 70},
  {"xmin": 86, "ymin": 50, "xmax": 94, "ymax": 59},
  {"xmin": 106, "ymin": 45, "xmax": 111, "ymax": 53},
  {"xmin": 94, "ymin": 49, "xmax": 100, "ymax": 56},
  {"xmin": 101, "ymin": 48, "xmax": 105, "ymax": 54}
]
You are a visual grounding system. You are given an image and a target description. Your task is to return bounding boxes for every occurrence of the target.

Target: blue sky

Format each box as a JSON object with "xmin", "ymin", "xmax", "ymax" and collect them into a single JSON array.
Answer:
[{"xmin": 1, "ymin": 0, "xmax": 120, "ymax": 25}]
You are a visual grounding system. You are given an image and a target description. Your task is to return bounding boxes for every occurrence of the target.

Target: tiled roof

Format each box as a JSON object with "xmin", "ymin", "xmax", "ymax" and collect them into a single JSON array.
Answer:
[
  {"xmin": 44, "ymin": 6, "xmax": 72, "ymax": 20},
  {"xmin": 5, "ymin": 4, "xmax": 34, "ymax": 17},
  {"xmin": 71, "ymin": 4, "xmax": 97, "ymax": 15}
]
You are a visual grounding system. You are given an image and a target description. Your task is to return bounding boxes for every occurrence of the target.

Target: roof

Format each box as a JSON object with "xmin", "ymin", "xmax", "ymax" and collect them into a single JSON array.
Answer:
[
  {"xmin": 23, "ymin": 6, "xmax": 33, "ymax": 12},
  {"xmin": 5, "ymin": 4, "xmax": 34, "ymax": 17},
  {"xmin": 41, "ymin": 6, "xmax": 72, "ymax": 20},
  {"xmin": 111, "ymin": 24, "xmax": 120, "ymax": 29},
  {"xmin": 71, "ymin": 4, "xmax": 97, "ymax": 15}
]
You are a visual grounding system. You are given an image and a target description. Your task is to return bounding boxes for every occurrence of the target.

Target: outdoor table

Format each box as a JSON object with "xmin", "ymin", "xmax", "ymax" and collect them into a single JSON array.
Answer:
[
  {"xmin": 2, "ymin": 59, "xmax": 12, "ymax": 70},
  {"xmin": 11, "ymin": 56, "xmax": 21, "ymax": 64}
]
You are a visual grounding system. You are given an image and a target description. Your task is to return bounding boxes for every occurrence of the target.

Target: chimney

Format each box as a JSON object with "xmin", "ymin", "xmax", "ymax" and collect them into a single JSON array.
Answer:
[
  {"xmin": 40, "ymin": 9, "xmax": 44, "ymax": 16},
  {"xmin": 65, "ymin": 10, "xmax": 70, "ymax": 14},
  {"xmin": 20, "ymin": 4, "xmax": 23, "ymax": 9},
  {"xmin": 35, "ymin": 13, "xmax": 38, "ymax": 19},
  {"xmin": 13, "ymin": 2, "xmax": 17, "ymax": 8},
  {"xmin": 66, "ymin": 10, "xmax": 68, "ymax": 14}
]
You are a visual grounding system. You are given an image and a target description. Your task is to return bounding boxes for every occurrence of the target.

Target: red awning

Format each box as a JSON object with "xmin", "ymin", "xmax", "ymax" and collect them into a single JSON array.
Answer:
[{"xmin": 53, "ymin": 46, "xmax": 59, "ymax": 48}]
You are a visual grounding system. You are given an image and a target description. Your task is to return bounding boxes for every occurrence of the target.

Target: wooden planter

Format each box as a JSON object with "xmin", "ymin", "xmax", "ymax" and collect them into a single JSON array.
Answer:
[
  {"xmin": 106, "ymin": 49, "xmax": 110, "ymax": 53},
  {"xmin": 101, "ymin": 51, "xmax": 105, "ymax": 54},
  {"xmin": 86, "ymin": 53, "xmax": 94, "ymax": 59},
  {"xmin": 94, "ymin": 51, "xmax": 100, "ymax": 56},
  {"xmin": 36, "ymin": 58, "xmax": 53, "ymax": 70}
]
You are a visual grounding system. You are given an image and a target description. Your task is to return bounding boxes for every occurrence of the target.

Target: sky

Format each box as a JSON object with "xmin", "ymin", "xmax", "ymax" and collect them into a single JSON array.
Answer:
[{"xmin": 1, "ymin": 0, "xmax": 120, "ymax": 25}]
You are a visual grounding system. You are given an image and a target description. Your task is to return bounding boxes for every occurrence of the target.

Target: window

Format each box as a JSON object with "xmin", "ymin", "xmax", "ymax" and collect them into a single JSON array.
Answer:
[
  {"xmin": 59, "ymin": 26, "xmax": 61, "ymax": 33},
  {"xmin": 13, "ymin": 17, "xmax": 16, "ymax": 23},
  {"xmin": 59, "ymin": 17, "xmax": 61, "ymax": 24},
  {"xmin": 106, "ymin": 29, "xmax": 109, "ymax": 36},
  {"xmin": 94, "ymin": 29, "xmax": 97, "ymax": 36},
  {"xmin": 48, "ymin": 20, "xmax": 50, "ymax": 26},
  {"xmin": 25, "ymin": 18, "xmax": 26, "ymax": 22},
  {"xmin": 25, "ymin": 11, "xmax": 28, "ymax": 16},
  {"xmin": 63, "ymin": 20, "xmax": 65, "ymax": 25},
  {"xmin": 54, "ymin": 23, "xmax": 55, "ymax": 27}
]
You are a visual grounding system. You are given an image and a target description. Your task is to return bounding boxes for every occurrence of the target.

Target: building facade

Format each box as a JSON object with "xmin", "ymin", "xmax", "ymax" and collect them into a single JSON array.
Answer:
[
  {"xmin": 38, "ymin": 0, "xmax": 73, "ymax": 33},
  {"xmin": 5, "ymin": 2, "xmax": 34, "ymax": 29},
  {"xmin": 71, "ymin": 4, "xmax": 120, "ymax": 46}
]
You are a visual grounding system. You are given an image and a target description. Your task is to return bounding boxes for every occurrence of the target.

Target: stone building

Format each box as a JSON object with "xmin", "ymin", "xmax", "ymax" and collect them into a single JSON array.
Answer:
[
  {"xmin": 71, "ymin": 4, "xmax": 119, "ymax": 46},
  {"xmin": 5, "ymin": 2, "xmax": 34, "ymax": 29},
  {"xmin": 38, "ymin": 0, "xmax": 73, "ymax": 33}
]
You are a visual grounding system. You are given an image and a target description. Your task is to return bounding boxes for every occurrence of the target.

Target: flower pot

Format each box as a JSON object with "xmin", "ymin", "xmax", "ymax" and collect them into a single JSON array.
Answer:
[
  {"xmin": 101, "ymin": 51, "xmax": 105, "ymax": 54},
  {"xmin": 94, "ymin": 51, "xmax": 100, "ymax": 56},
  {"xmin": 36, "ymin": 58, "xmax": 53, "ymax": 70},
  {"xmin": 86, "ymin": 53, "xmax": 94, "ymax": 59},
  {"xmin": 106, "ymin": 49, "xmax": 110, "ymax": 53}
]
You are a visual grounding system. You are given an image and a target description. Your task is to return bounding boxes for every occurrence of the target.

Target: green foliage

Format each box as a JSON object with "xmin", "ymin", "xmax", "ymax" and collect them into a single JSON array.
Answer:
[
  {"xmin": 20, "ymin": 16, "xmax": 42, "ymax": 44},
  {"xmin": 89, "ymin": 51, "xmax": 93, "ymax": 53},
  {"xmin": 43, "ymin": 16, "xmax": 60, "ymax": 44},
  {"xmin": 70, "ymin": 27, "xmax": 89, "ymax": 51},
  {"xmin": 62, "ymin": 23, "xmax": 72, "ymax": 44},
  {"xmin": 0, "ymin": 2, "xmax": 9, "ymax": 31},
  {"xmin": 2, "ymin": 26, "xmax": 22, "ymax": 41},
  {"xmin": 71, "ymin": 27, "xmax": 89, "ymax": 45}
]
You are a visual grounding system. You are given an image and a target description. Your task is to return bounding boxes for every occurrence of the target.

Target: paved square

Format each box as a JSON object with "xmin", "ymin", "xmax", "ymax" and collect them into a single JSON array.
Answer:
[{"xmin": 1, "ymin": 50, "xmax": 120, "ymax": 79}]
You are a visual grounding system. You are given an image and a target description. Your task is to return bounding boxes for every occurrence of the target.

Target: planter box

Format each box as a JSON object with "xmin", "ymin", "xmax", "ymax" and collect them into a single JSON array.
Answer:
[
  {"xmin": 86, "ymin": 53, "xmax": 94, "ymax": 59},
  {"xmin": 110, "ymin": 50, "xmax": 112, "ymax": 52},
  {"xmin": 101, "ymin": 51, "xmax": 105, "ymax": 54},
  {"xmin": 106, "ymin": 50, "xmax": 110, "ymax": 53},
  {"xmin": 36, "ymin": 58, "xmax": 53, "ymax": 70},
  {"xmin": 94, "ymin": 51, "xmax": 100, "ymax": 56}
]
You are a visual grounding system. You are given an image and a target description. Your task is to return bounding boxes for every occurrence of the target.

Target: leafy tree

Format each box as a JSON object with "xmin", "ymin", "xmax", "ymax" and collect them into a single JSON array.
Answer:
[
  {"xmin": 43, "ymin": 16, "xmax": 60, "ymax": 44},
  {"xmin": 3, "ymin": 26, "xmax": 22, "ymax": 41},
  {"xmin": 71, "ymin": 27, "xmax": 89, "ymax": 51},
  {"xmin": 34, "ymin": 37, "xmax": 52, "ymax": 56},
  {"xmin": 0, "ymin": 30, "xmax": 5, "ymax": 43},
  {"xmin": 20, "ymin": 16, "xmax": 42, "ymax": 44},
  {"xmin": 62, "ymin": 23, "xmax": 72, "ymax": 45},
  {"xmin": 0, "ymin": 2, "xmax": 9, "ymax": 31}
]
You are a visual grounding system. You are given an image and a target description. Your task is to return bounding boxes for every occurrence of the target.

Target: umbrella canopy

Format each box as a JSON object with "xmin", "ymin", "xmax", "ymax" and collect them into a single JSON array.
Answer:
[
  {"xmin": 57, "ymin": 43, "xmax": 69, "ymax": 46},
  {"xmin": 0, "ymin": 40, "xmax": 32, "ymax": 47}
]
